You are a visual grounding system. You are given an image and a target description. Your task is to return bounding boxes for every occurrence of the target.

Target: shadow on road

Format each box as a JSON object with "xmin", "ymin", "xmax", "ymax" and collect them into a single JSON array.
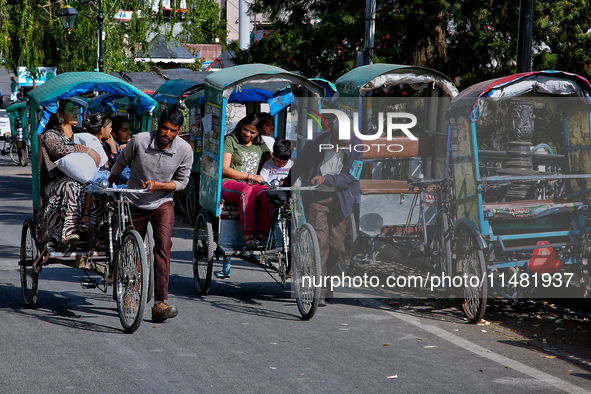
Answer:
[{"xmin": 0, "ymin": 281, "xmax": 129, "ymax": 334}]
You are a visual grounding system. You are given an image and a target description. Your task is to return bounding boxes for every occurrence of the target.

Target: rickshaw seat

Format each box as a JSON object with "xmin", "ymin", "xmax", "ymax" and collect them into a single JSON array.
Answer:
[
  {"xmin": 362, "ymin": 136, "xmax": 433, "ymax": 159},
  {"xmin": 265, "ymin": 190, "xmax": 287, "ymax": 205},
  {"xmin": 482, "ymin": 199, "xmax": 585, "ymax": 219},
  {"xmin": 359, "ymin": 179, "xmax": 412, "ymax": 195}
]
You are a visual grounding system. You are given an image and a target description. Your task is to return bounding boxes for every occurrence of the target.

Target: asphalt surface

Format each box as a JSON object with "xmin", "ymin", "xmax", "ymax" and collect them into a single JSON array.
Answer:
[{"xmin": 1, "ymin": 155, "xmax": 591, "ymax": 393}]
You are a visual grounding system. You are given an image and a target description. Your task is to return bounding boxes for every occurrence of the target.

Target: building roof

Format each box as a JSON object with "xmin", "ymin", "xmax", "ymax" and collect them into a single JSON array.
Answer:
[
  {"xmin": 136, "ymin": 35, "xmax": 196, "ymax": 64},
  {"xmin": 109, "ymin": 71, "xmax": 167, "ymax": 93}
]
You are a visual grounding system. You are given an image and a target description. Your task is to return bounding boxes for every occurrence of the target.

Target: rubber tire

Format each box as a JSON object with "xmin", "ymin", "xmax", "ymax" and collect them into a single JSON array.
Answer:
[
  {"xmin": 115, "ymin": 230, "xmax": 148, "ymax": 333},
  {"xmin": 144, "ymin": 223, "xmax": 155, "ymax": 303},
  {"xmin": 455, "ymin": 230, "xmax": 487, "ymax": 323},
  {"xmin": 193, "ymin": 211, "xmax": 214, "ymax": 295},
  {"xmin": 339, "ymin": 214, "xmax": 357, "ymax": 275},
  {"xmin": 438, "ymin": 212, "xmax": 453, "ymax": 278},
  {"xmin": 293, "ymin": 223, "xmax": 322, "ymax": 320},
  {"xmin": 185, "ymin": 176, "xmax": 198, "ymax": 225},
  {"xmin": 9, "ymin": 141, "xmax": 19, "ymax": 164},
  {"xmin": 18, "ymin": 144, "xmax": 28, "ymax": 167},
  {"xmin": 578, "ymin": 232, "xmax": 591, "ymax": 309},
  {"xmin": 20, "ymin": 218, "xmax": 39, "ymax": 308}
]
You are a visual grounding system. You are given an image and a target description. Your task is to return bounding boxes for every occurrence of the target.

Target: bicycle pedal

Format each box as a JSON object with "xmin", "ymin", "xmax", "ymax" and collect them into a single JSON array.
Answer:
[{"xmin": 80, "ymin": 279, "xmax": 99, "ymax": 289}]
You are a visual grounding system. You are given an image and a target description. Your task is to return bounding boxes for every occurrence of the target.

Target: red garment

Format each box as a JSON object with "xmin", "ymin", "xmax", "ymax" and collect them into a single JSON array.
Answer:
[{"xmin": 221, "ymin": 180, "xmax": 273, "ymax": 237}]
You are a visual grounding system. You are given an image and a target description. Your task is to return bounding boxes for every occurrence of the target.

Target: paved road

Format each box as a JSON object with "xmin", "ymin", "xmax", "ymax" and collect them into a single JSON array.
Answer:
[{"xmin": 1, "ymin": 155, "xmax": 591, "ymax": 393}]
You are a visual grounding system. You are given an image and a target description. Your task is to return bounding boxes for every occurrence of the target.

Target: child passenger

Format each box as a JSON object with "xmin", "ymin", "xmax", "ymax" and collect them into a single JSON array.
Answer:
[{"xmin": 260, "ymin": 139, "xmax": 293, "ymax": 185}]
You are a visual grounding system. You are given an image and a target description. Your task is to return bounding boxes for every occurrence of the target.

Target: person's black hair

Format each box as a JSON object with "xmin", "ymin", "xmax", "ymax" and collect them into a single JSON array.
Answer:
[
  {"xmin": 273, "ymin": 139, "xmax": 292, "ymax": 160},
  {"xmin": 45, "ymin": 99, "xmax": 74, "ymax": 132},
  {"xmin": 111, "ymin": 115, "xmax": 131, "ymax": 142},
  {"xmin": 231, "ymin": 113, "xmax": 264, "ymax": 145},
  {"xmin": 159, "ymin": 106, "xmax": 184, "ymax": 128},
  {"xmin": 256, "ymin": 112, "xmax": 274, "ymax": 133},
  {"xmin": 83, "ymin": 111, "xmax": 111, "ymax": 136}
]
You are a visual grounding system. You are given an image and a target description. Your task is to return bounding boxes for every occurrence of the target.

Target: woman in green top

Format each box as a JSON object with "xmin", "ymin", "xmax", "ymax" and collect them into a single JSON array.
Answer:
[{"xmin": 221, "ymin": 113, "xmax": 273, "ymax": 249}]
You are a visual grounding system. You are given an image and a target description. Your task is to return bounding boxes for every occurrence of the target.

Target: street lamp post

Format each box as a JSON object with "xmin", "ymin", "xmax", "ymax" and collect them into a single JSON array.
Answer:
[{"xmin": 57, "ymin": 0, "xmax": 104, "ymax": 72}]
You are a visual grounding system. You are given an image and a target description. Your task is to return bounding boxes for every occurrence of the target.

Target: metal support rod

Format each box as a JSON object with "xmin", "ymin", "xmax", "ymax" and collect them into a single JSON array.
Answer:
[
  {"xmin": 97, "ymin": 0, "xmax": 104, "ymax": 72},
  {"xmin": 516, "ymin": 0, "xmax": 534, "ymax": 73},
  {"xmin": 364, "ymin": 0, "xmax": 376, "ymax": 66}
]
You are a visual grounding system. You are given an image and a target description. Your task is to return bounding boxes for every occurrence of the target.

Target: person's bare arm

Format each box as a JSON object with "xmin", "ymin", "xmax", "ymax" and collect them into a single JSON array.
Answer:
[{"xmin": 221, "ymin": 152, "xmax": 263, "ymax": 183}]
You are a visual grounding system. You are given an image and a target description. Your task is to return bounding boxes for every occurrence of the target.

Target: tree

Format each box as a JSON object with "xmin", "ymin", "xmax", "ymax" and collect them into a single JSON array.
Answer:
[
  {"xmin": 234, "ymin": 0, "xmax": 591, "ymax": 90},
  {"xmin": 0, "ymin": 0, "xmax": 224, "ymax": 75}
]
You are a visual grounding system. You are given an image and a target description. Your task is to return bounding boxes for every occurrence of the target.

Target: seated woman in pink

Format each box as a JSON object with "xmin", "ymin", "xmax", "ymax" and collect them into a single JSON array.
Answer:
[{"xmin": 221, "ymin": 113, "xmax": 273, "ymax": 249}]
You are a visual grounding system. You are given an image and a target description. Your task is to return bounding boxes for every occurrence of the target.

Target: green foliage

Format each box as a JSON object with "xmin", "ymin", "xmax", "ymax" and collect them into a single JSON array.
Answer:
[
  {"xmin": 237, "ymin": 0, "xmax": 591, "ymax": 90},
  {"xmin": 178, "ymin": 0, "xmax": 225, "ymax": 45},
  {"xmin": 2, "ymin": 0, "xmax": 223, "ymax": 74}
]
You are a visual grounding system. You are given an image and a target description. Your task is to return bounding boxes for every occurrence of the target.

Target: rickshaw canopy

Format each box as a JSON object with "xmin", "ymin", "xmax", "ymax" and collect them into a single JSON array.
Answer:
[
  {"xmin": 204, "ymin": 64, "xmax": 325, "ymax": 99},
  {"xmin": 152, "ymin": 78, "xmax": 206, "ymax": 105},
  {"xmin": 6, "ymin": 101, "xmax": 28, "ymax": 139},
  {"xmin": 335, "ymin": 64, "xmax": 458, "ymax": 98},
  {"xmin": 446, "ymin": 71, "xmax": 591, "ymax": 121},
  {"xmin": 28, "ymin": 72, "xmax": 158, "ymax": 135}
]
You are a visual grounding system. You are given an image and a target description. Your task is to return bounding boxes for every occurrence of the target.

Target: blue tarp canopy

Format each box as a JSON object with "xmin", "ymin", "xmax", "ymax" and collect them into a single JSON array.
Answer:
[{"xmin": 27, "ymin": 72, "xmax": 158, "ymax": 135}]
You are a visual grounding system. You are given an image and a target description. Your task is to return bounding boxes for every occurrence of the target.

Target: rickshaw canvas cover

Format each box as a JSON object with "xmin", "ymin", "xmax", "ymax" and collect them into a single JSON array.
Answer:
[
  {"xmin": 566, "ymin": 109, "xmax": 591, "ymax": 206},
  {"xmin": 452, "ymin": 118, "xmax": 481, "ymax": 229},
  {"xmin": 200, "ymin": 97, "xmax": 224, "ymax": 216}
]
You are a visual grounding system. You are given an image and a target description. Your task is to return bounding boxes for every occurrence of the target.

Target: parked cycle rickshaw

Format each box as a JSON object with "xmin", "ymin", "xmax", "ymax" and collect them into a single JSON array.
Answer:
[
  {"xmin": 335, "ymin": 64, "xmax": 459, "ymax": 280},
  {"xmin": 446, "ymin": 71, "xmax": 591, "ymax": 323},
  {"xmin": 192, "ymin": 64, "xmax": 327, "ymax": 319},
  {"xmin": 4, "ymin": 101, "xmax": 29, "ymax": 166},
  {"xmin": 20, "ymin": 72, "xmax": 158, "ymax": 333}
]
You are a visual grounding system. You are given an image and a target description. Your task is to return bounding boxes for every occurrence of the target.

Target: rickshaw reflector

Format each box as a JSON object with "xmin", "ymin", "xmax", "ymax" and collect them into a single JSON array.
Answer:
[{"xmin": 528, "ymin": 241, "xmax": 563, "ymax": 274}]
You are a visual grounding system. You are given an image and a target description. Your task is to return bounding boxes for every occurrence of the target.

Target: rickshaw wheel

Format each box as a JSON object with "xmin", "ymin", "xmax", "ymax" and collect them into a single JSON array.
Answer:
[
  {"xmin": 115, "ymin": 230, "xmax": 148, "ymax": 333},
  {"xmin": 455, "ymin": 231, "xmax": 487, "ymax": 323},
  {"xmin": 20, "ymin": 218, "xmax": 39, "ymax": 308},
  {"xmin": 9, "ymin": 142, "xmax": 19, "ymax": 165},
  {"xmin": 193, "ymin": 211, "xmax": 214, "ymax": 295},
  {"xmin": 185, "ymin": 176, "xmax": 198, "ymax": 225},
  {"xmin": 339, "ymin": 214, "xmax": 357, "ymax": 275},
  {"xmin": 144, "ymin": 223, "xmax": 155, "ymax": 303},
  {"xmin": 432, "ymin": 212, "xmax": 453, "ymax": 282},
  {"xmin": 294, "ymin": 223, "xmax": 321, "ymax": 320},
  {"xmin": 578, "ymin": 232, "xmax": 591, "ymax": 309},
  {"xmin": 19, "ymin": 145, "xmax": 28, "ymax": 167}
]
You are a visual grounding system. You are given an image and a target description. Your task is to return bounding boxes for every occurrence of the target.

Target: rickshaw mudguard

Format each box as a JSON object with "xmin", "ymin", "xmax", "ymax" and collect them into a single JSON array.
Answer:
[{"xmin": 454, "ymin": 218, "xmax": 487, "ymax": 250}]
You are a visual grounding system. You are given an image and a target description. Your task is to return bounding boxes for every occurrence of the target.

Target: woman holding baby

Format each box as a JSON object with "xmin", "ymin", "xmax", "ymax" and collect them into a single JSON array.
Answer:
[{"xmin": 37, "ymin": 100, "xmax": 105, "ymax": 249}]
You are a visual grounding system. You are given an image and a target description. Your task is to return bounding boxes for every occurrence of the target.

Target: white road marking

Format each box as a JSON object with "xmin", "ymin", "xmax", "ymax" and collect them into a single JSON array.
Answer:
[{"xmin": 366, "ymin": 298, "xmax": 590, "ymax": 394}]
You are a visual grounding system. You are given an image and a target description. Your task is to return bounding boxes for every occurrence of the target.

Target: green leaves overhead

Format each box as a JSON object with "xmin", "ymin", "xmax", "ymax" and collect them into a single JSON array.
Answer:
[
  {"xmin": 1, "ymin": 0, "xmax": 224, "ymax": 74},
  {"xmin": 236, "ymin": 0, "xmax": 591, "ymax": 90}
]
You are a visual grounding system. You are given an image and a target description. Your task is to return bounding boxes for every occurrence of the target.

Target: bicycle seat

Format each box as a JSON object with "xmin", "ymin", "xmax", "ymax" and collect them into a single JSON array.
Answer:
[{"xmin": 266, "ymin": 190, "xmax": 287, "ymax": 205}]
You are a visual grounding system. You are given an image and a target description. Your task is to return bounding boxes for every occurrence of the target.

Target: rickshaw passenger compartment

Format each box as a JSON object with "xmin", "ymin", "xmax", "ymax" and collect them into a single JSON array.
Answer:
[{"xmin": 358, "ymin": 136, "xmax": 436, "ymax": 237}]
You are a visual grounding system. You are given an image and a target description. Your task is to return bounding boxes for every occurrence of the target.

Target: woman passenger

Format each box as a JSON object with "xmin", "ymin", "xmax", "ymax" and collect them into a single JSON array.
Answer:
[
  {"xmin": 103, "ymin": 115, "xmax": 132, "ymax": 184},
  {"xmin": 37, "ymin": 100, "xmax": 101, "ymax": 249},
  {"xmin": 257, "ymin": 112, "xmax": 275, "ymax": 152},
  {"xmin": 221, "ymin": 113, "xmax": 273, "ymax": 249}
]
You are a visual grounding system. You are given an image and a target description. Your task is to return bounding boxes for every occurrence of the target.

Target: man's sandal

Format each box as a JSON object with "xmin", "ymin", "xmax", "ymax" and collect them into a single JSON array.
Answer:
[{"xmin": 244, "ymin": 236, "xmax": 260, "ymax": 250}]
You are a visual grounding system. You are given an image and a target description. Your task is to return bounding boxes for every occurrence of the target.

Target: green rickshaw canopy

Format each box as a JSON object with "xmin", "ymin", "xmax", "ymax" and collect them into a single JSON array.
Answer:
[
  {"xmin": 204, "ymin": 64, "xmax": 325, "ymax": 99},
  {"xmin": 336, "ymin": 64, "xmax": 458, "ymax": 98}
]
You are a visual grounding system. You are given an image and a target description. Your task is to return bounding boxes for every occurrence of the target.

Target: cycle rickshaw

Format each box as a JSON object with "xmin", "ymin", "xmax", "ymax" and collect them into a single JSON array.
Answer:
[
  {"xmin": 19, "ymin": 72, "xmax": 158, "ymax": 333},
  {"xmin": 192, "ymin": 64, "xmax": 327, "ymax": 319},
  {"xmin": 446, "ymin": 71, "xmax": 591, "ymax": 323},
  {"xmin": 4, "ymin": 101, "xmax": 29, "ymax": 166},
  {"xmin": 335, "ymin": 64, "xmax": 458, "ymax": 280}
]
